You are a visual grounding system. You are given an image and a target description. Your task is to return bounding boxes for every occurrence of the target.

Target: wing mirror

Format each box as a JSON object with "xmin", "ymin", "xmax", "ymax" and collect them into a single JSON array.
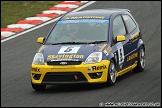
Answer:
[
  {"xmin": 37, "ymin": 37, "xmax": 45, "ymax": 44},
  {"xmin": 116, "ymin": 35, "xmax": 126, "ymax": 42}
]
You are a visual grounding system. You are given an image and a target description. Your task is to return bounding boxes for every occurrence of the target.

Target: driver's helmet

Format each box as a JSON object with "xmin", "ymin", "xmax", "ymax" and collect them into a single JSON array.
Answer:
[{"xmin": 67, "ymin": 24, "xmax": 78, "ymax": 35}]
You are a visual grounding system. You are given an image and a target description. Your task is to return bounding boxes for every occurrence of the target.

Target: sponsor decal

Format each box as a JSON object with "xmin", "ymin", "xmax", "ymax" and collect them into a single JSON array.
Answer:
[
  {"xmin": 58, "ymin": 19, "xmax": 109, "ymax": 24},
  {"xmin": 65, "ymin": 16, "xmax": 105, "ymax": 20},
  {"xmin": 99, "ymin": 44, "xmax": 107, "ymax": 52},
  {"xmin": 127, "ymin": 52, "xmax": 138, "ymax": 61},
  {"xmin": 88, "ymin": 67, "xmax": 93, "ymax": 72},
  {"xmin": 32, "ymin": 67, "xmax": 40, "ymax": 72},
  {"xmin": 91, "ymin": 65, "xmax": 107, "ymax": 71},
  {"xmin": 58, "ymin": 46, "xmax": 81, "ymax": 54},
  {"xmin": 131, "ymin": 32, "xmax": 139, "ymax": 42},
  {"xmin": 50, "ymin": 59, "xmax": 79, "ymax": 61},
  {"xmin": 47, "ymin": 54, "xmax": 84, "ymax": 60},
  {"xmin": 103, "ymin": 46, "xmax": 112, "ymax": 55},
  {"xmin": 92, "ymin": 65, "xmax": 107, "ymax": 71}
]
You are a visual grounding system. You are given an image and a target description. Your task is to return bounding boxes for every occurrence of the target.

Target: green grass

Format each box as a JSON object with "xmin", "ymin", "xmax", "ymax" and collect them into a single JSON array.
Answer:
[{"xmin": 1, "ymin": 1, "xmax": 61, "ymax": 28}]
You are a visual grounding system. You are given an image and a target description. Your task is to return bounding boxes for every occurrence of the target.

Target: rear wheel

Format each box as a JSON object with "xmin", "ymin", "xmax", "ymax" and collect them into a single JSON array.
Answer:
[
  {"xmin": 105, "ymin": 60, "xmax": 117, "ymax": 86},
  {"xmin": 133, "ymin": 46, "xmax": 145, "ymax": 72},
  {"xmin": 31, "ymin": 82, "xmax": 46, "ymax": 91}
]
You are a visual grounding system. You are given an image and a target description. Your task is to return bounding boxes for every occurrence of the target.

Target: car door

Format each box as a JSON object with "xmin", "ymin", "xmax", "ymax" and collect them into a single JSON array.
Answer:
[
  {"xmin": 112, "ymin": 15, "xmax": 135, "ymax": 70},
  {"xmin": 121, "ymin": 14, "xmax": 140, "ymax": 67}
]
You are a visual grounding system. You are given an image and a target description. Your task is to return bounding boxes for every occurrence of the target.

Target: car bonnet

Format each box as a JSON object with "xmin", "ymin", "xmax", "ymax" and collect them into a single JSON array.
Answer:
[{"xmin": 37, "ymin": 43, "xmax": 107, "ymax": 62}]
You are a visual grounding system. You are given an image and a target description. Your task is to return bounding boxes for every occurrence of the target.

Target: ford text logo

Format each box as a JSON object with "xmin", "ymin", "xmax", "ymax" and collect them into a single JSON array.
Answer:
[{"xmin": 60, "ymin": 62, "xmax": 67, "ymax": 65}]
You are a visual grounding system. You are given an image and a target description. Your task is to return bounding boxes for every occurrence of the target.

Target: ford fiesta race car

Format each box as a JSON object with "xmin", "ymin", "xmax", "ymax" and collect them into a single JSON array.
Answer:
[{"xmin": 31, "ymin": 8, "xmax": 145, "ymax": 91}]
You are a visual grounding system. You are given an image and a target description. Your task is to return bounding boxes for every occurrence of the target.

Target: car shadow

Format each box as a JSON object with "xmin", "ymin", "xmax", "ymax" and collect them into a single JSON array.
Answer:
[
  {"xmin": 32, "ymin": 83, "xmax": 107, "ymax": 94},
  {"xmin": 32, "ymin": 70, "xmax": 142, "ymax": 94}
]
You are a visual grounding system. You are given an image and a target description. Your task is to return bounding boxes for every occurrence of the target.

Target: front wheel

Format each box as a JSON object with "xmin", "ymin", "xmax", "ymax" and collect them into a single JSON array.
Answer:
[
  {"xmin": 133, "ymin": 46, "xmax": 145, "ymax": 72},
  {"xmin": 31, "ymin": 82, "xmax": 46, "ymax": 91},
  {"xmin": 105, "ymin": 60, "xmax": 117, "ymax": 86}
]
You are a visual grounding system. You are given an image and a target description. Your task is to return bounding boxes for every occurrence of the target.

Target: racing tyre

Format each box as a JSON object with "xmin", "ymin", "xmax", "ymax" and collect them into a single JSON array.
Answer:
[
  {"xmin": 105, "ymin": 60, "xmax": 117, "ymax": 86},
  {"xmin": 31, "ymin": 82, "xmax": 46, "ymax": 91},
  {"xmin": 133, "ymin": 46, "xmax": 145, "ymax": 72}
]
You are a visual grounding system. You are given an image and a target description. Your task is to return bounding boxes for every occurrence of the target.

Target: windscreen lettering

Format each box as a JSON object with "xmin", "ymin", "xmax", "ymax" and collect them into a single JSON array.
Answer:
[
  {"xmin": 65, "ymin": 16, "xmax": 105, "ymax": 19},
  {"xmin": 57, "ymin": 19, "xmax": 109, "ymax": 24}
]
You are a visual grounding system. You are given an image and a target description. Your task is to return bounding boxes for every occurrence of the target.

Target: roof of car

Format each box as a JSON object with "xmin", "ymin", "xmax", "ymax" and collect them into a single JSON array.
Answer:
[{"xmin": 60, "ymin": 8, "xmax": 130, "ymax": 20}]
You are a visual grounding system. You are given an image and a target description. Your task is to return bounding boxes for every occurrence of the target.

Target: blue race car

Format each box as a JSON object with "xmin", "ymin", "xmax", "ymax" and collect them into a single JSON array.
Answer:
[{"xmin": 31, "ymin": 8, "xmax": 145, "ymax": 91}]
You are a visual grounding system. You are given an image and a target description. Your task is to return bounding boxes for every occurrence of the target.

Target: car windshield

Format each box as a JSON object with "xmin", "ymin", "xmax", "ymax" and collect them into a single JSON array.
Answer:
[{"xmin": 45, "ymin": 19, "xmax": 109, "ymax": 44}]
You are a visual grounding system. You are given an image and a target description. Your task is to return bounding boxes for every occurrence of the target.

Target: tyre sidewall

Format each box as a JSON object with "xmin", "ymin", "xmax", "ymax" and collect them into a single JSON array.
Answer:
[{"xmin": 107, "ymin": 60, "xmax": 116, "ymax": 86}]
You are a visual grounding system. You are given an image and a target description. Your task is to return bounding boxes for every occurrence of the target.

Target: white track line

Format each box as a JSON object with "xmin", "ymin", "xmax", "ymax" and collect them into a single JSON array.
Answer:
[{"xmin": 1, "ymin": 1, "xmax": 96, "ymax": 43}]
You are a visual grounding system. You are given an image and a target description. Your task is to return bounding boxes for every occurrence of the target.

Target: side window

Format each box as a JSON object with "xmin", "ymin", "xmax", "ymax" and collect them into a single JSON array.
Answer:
[
  {"xmin": 113, "ymin": 15, "xmax": 126, "ymax": 40},
  {"xmin": 122, "ymin": 15, "xmax": 136, "ymax": 33}
]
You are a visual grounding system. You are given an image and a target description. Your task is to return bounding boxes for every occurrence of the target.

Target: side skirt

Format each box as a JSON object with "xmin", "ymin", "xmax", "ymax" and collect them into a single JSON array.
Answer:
[{"xmin": 116, "ymin": 61, "xmax": 138, "ymax": 77}]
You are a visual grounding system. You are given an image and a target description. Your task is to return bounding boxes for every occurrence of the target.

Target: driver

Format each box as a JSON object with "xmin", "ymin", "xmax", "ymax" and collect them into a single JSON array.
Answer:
[{"xmin": 67, "ymin": 24, "xmax": 79, "ymax": 40}]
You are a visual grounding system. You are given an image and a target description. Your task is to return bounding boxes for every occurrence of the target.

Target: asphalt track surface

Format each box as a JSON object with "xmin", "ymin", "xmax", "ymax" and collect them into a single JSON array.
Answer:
[{"xmin": 1, "ymin": 1, "xmax": 161, "ymax": 107}]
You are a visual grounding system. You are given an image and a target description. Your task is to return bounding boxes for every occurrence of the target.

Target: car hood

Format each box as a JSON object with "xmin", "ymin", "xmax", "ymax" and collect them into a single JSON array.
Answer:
[{"xmin": 38, "ymin": 44, "xmax": 107, "ymax": 62}]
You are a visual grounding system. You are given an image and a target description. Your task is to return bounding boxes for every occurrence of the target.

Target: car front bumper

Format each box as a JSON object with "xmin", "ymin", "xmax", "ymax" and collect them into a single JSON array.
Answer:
[{"xmin": 31, "ymin": 60, "xmax": 110, "ymax": 85}]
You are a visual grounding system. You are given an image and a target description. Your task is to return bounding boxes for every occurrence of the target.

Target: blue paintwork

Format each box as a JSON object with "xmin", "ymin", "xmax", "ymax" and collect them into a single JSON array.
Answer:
[
  {"xmin": 38, "ymin": 8, "xmax": 145, "ymax": 72},
  {"xmin": 40, "ymin": 43, "xmax": 108, "ymax": 62}
]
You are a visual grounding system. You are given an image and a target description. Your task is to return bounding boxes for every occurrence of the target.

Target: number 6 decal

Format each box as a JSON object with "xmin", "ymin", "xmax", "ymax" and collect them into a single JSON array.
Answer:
[
  {"xmin": 58, "ymin": 46, "xmax": 81, "ymax": 54},
  {"xmin": 116, "ymin": 42, "xmax": 124, "ymax": 65},
  {"xmin": 64, "ymin": 47, "xmax": 73, "ymax": 52}
]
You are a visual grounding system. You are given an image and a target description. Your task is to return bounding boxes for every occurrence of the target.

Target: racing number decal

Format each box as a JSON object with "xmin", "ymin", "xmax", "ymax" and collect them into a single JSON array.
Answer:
[
  {"xmin": 119, "ymin": 48, "xmax": 123, "ymax": 61},
  {"xmin": 58, "ymin": 46, "xmax": 81, "ymax": 54},
  {"xmin": 116, "ymin": 42, "xmax": 124, "ymax": 65},
  {"xmin": 64, "ymin": 47, "xmax": 73, "ymax": 52}
]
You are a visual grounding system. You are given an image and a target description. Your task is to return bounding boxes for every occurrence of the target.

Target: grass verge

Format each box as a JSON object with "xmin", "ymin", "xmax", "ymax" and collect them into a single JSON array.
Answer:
[{"xmin": 1, "ymin": 1, "xmax": 61, "ymax": 28}]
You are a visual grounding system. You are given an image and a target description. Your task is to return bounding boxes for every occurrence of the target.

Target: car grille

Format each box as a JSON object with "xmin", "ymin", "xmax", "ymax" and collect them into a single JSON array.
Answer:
[
  {"xmin": 42, "ymin": 72, "xmax": 87, "ymax": 82},
  {"xmin": 47, "ymin": 61, "xmax": 82, "ymax": 65}
]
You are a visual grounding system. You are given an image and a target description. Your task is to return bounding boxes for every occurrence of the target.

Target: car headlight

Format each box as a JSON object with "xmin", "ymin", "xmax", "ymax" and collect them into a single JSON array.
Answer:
[
  {"xmin": 33, "ymin": 53, "xmax": 44, "ymax": 65},
  {"xmin": 85, "ymin": 52, "xmax": 102, "ymax": 64}
]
